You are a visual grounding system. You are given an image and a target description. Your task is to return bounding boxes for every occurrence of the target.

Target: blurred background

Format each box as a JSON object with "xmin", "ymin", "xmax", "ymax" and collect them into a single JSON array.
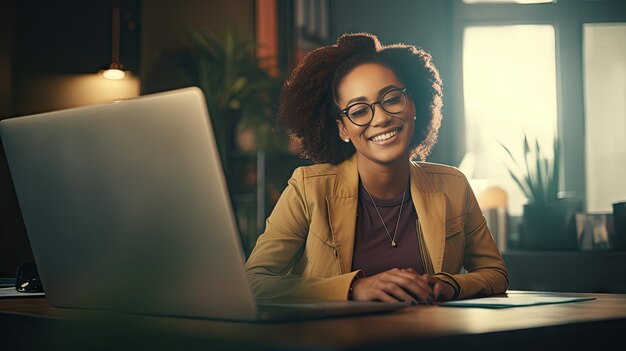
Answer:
[{"xmin": 1, "ymin": 0, "xmax": 625, "ymax": 280}]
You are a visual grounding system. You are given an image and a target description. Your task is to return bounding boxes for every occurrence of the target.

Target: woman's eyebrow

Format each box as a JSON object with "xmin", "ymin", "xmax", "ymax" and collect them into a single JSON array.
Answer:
[
  {"xmin": 378, "ymin": 84, "xmax": 399, "ymax": 95},
  {"xmin": 345, "ymin": 85, "xmax": 400, "ymax": 106},
  {"xmin": 345, "ymin": 96, "xmax": 367, "ymax": 106}
]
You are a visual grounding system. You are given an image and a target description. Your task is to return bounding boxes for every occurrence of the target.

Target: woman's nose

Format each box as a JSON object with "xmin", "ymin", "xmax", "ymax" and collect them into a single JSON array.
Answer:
[{"xmin": 369, "ymin": 103, "xmax": 393, "ymax": 127}]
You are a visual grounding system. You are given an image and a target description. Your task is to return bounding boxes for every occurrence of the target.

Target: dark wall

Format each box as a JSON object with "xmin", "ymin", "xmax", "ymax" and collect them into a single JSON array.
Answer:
[
  {"xmin": 0, "ymin": 0, "xmax": 13, "ymax": 119},
  {"xmin": 0, "ymin": 0, "xmax": 27, "ymax": 277},
  {"xmin": 328, "ymin": 0, "xmax": 460, "ymax": 165},
  {"xmin": 11, "ymin": 0, "xmax": 142, "ymax": 117},
  {"xmin": 13, "ymin": 0, "xmax": 141, "ymax": 77},
  {"xmin": 140, "ymin": 0, "xmax": 255, "ymax": 94}
]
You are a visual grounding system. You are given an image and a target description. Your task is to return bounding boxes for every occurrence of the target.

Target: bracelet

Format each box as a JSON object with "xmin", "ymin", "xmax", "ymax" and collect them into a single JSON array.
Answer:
[{"xmin": 347, "ymin": 286, "xmax": 354, "ymax": 300}]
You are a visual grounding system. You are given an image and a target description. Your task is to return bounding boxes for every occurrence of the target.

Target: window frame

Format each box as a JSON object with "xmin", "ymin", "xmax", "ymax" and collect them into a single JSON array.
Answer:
[{"xmin": 451, "ymin": 0, "xmax": 626, "ymax": 209}]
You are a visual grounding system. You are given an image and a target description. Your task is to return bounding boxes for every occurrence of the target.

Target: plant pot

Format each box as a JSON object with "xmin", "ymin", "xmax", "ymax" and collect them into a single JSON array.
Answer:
[
  {"xmin": 612, "ymin": 202, "xmax": 626, "ymax": 250},
  {"xmin": 235, "ymin": 123, "xmax": 257, "ymax": 153},
  {"xmin": 521, "ymin": 198, "xmax": 583, "ymax": 251}
]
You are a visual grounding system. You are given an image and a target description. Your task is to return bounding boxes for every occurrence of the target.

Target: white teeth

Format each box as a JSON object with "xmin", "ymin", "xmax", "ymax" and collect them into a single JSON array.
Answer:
[{"xmin": 371, "ymin": 130, "xmax": 399, "ymax": 142}]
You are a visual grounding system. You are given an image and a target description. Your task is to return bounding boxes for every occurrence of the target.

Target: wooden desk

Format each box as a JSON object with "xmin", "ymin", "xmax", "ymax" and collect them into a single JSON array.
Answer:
[{"xmin": 1, "ymin": 291, "xmax": 625, "ymax": 350}]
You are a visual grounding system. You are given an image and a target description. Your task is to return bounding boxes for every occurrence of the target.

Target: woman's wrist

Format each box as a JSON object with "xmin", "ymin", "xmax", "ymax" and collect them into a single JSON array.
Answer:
[
  {"xmin": 348, "ymin": 285, "xmax": 354, "ymax": 300},
  {"xmin": 348, "ymin": 277, "xmax": 362, "ymax": 300},
  {"xmin": 347, "ymin": 270, "xmax": 366, "ymax": 300}
]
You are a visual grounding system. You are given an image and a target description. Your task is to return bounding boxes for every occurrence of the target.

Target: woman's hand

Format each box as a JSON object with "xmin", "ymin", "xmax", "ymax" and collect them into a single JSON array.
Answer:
[
  {"xmin": 420, "ymin": 274, "xmax": 456, "ymax": 301},
  {"xmin": 396, "ymin": 268, "xmax": 456, "ymax": 301},
  {"xmin": 350, "ymin": 268, "xmax": 435, "ymax": 304}
]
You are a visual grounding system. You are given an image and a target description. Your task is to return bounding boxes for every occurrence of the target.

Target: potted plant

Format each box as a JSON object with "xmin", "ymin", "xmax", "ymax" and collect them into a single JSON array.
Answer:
[
  {"xmin": 500, "ymin": 134, "xmax": 582, "ymax": 250},
  {"xmin": 185, "ymin": 26, "xmax": 285, "ymax": 169}
]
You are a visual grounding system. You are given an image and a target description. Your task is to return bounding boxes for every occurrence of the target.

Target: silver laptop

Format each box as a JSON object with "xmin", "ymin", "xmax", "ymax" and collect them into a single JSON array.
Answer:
[{"xmin": 0, "ymin": 87, "xmax": 407, "ymax": 321}]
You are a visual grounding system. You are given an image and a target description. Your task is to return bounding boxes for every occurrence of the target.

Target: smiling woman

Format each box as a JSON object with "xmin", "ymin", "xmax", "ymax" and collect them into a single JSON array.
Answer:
[{"xmin": 244, "ymin": 33, "xmax": 509, "ymax": 304}]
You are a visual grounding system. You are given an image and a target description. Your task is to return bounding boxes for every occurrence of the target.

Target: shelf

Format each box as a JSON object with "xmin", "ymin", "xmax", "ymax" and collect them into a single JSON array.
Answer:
[{"xmin": 502, "ymin": 250, "xmax": 626, "ymax": 293}]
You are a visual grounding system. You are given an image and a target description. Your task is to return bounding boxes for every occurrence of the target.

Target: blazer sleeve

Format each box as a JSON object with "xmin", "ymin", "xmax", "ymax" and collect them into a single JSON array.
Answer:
[
  {"xmin": 435, "ymin": 175, "xmax": 510, "ymax": 299},
  {"xmin": 244, "ymin": 167, "xmax": 360, "ymax": 300}
]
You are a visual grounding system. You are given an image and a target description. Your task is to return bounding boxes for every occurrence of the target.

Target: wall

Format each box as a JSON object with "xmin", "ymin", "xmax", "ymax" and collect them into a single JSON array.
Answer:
[
  {"xmin": 14, "ymin": 75, "xmax": 140, "ymax": 114},
  {"xmin": 140, "ymin": 0, "xmax": 255, "ymax": 94},
  {"xmin": 0, "ymin": 0, "xmax": 32, "ymax": 279},
  {"xmin": 11, "ymin": 0, "xmax": 142, "ymax": 117},
  {"xmin": 0, "ymin": 0, "xmax": 14, "ymax": 119}
]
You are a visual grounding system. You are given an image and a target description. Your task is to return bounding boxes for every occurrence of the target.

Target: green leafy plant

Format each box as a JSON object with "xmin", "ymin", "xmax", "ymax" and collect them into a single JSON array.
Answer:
[
  {"xmin": 185, "ymin": 26, "xmax": 283, "ymax": 166},
  {"xmin": 498, "ymin": 134, "xmax": 560, "ymax": 204}
]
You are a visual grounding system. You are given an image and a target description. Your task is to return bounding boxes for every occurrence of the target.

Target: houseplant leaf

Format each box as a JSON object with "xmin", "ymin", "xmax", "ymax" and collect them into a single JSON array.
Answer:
[{"xmin": 534, "ymin": 139, "xmax": 545, "ymax": 203}]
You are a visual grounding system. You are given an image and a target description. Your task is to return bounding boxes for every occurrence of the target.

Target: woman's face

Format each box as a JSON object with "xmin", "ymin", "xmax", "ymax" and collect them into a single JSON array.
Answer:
[{"xmin": 336, "ymin": 63, "xmax": 416, "ymax": 166}]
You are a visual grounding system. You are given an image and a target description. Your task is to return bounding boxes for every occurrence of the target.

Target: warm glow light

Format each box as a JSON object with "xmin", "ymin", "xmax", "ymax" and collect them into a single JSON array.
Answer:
[
  {"xmin": 15, "ymin": 74, "xmax": 140, "ymax": 114},
  {"xmin": 102, "ymin": 68, "xmax": 126, "ymax": 80}
]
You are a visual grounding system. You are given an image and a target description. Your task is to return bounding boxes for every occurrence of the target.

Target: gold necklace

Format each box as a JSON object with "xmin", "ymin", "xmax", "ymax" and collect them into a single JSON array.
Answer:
[{"xmin": 362, "ymin": 183, "xmax": 408, "ymax": 247}]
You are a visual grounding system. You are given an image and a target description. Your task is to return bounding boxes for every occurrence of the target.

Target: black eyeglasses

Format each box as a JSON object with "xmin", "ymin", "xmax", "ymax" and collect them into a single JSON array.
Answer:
[
  {"xmin": 15, "ymin": 262, "xmax": 44, "ymax": 293},
  {"xmin": 338, "ymin": 88, "xmax": 409, "ymax": 126}
]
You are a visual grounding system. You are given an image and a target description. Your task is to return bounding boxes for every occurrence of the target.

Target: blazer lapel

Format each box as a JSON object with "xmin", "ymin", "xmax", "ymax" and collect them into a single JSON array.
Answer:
[
  {"xmin": 410, "ymin": 164, "xmax": 446, "ymax": 273},
  {"xmin": 326, "ymin": 196, "xmax": 357, "ymax": 273},
  {"xmin": 326, "ymin": 155, "xmax": 359, "ymax": 274}
]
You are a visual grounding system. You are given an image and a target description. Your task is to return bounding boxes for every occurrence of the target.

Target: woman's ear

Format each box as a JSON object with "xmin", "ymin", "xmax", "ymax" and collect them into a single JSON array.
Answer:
[
  {"xmin": 408, "ymin": 98, "xmax": 417, "ymax": 116},
  {"xmin": 336, "ymin": 119, "xmax": 349, "ymax": 141}
]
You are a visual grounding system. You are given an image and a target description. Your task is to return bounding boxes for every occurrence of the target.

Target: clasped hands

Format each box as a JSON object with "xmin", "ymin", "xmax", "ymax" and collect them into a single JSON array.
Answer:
[{"xmin": 350, "ymin": 268, "xmax": 455, "ymax": 304}]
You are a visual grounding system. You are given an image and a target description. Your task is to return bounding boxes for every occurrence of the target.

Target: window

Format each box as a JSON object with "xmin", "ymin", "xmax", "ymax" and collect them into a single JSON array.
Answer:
[
  {"xmin": 583, "ymin": 23, "xmax": 626, "ymax": 212},
  {"xmin": 454, "ymin": 0, "xmax": 626, "ymax": 217},
  {"xmin": 463, "ymin": 25, "xmax": 557, "ymax": 215}
]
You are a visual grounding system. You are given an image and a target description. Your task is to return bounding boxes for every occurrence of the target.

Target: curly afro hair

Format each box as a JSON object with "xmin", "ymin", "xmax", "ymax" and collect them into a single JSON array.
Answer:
[{"xmin": 277, "ymin": 32, "xmax": 443, "ymax": 165}]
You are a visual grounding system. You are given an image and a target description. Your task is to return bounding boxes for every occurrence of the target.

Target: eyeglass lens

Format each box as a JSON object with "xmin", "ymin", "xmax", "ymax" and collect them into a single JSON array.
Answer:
[{"xmin": 346, "ymin": 89, "xmax": 407, "ymax": 126}]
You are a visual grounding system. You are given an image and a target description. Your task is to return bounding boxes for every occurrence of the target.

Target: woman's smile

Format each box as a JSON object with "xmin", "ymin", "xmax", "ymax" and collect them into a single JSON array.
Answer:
[{"xmin": 368, "ymin": 126, "xmax": 402, "ymax": 145}]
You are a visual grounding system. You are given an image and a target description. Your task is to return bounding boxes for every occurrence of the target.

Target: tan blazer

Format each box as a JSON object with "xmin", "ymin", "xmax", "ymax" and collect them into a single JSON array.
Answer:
[{"xmin": 245, "ymin": 154, "xmax": 509, "ymax": 300}]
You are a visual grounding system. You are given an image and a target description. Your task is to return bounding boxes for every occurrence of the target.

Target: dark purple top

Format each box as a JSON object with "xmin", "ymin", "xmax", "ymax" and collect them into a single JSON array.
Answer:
[{"xmin": 351, "ymin": 182, "xmax": 425, "ymax": 276}]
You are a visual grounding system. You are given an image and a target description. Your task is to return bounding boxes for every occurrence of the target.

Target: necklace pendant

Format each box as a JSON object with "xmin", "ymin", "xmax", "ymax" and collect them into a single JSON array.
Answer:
[{"xmin": 391, "ymin": 241, "xmax": 397, "ymax": 247}]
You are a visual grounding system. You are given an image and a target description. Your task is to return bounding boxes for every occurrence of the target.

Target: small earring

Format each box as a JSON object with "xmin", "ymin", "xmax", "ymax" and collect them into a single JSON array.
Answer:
[
  {"xmin": 343, "ymin": 138, "xmax": 350, "ymax": 143},
  {"xmin": 413, "ymin": 116, "xmax": 417, "ymax": 120}
]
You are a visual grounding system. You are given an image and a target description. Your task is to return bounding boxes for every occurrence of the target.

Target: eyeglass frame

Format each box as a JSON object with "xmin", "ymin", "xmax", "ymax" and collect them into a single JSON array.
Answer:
[{"xmin": 337, "ymin": 88, "xmax": 410, "ymax": 127}]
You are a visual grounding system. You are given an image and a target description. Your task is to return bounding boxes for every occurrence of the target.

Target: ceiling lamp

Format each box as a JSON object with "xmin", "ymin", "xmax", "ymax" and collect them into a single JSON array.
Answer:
[{"xmin": 102, "ymin": 4, "xmax": 128, "ymax": 80}]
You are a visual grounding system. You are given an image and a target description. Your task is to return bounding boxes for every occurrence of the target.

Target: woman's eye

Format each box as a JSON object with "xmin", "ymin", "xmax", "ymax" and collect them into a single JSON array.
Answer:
[
  {"xmin": 349, "ymin": 107, "xmax": 369, "ymax": 117},
  {"xmin": 383, "ymin": 96, "xmax": 401, "ymax": 105}
]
